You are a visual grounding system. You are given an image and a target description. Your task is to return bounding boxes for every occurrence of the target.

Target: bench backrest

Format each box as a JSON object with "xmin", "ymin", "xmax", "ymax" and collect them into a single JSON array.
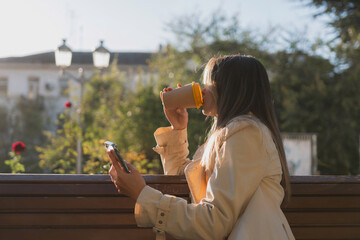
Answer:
[{"xmin": 0, "ymin": 174, "xmax": 359, "ymax": 240}]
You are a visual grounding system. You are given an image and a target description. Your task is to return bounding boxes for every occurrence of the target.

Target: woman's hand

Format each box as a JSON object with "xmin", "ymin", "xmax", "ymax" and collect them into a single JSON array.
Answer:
[
  {"xmin": 160, "ymin": 84, "xmax": 188, "ymax": 130},
  {"xmin": 108, "ymin": 150, "xmax": 146, "ymax": 201}
]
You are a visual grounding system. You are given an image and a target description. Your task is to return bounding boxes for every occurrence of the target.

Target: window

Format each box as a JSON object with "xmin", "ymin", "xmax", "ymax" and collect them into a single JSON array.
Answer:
[
  {"xmin": 28, "ymin": 77, "xmax": 39, "ymax": 100},
  {"xmin": 0, "ymin": 77, "xmax": 8, "ymax": 96},
  {"xmin": 59, "ymin": 77, "xmax": 69, "ymax": 96}
]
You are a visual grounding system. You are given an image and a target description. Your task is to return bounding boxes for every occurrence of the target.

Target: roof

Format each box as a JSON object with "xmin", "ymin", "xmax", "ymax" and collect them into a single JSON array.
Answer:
[{"xmin": 0, "ymin": 51, "xmax": 153, "ymax": 65}]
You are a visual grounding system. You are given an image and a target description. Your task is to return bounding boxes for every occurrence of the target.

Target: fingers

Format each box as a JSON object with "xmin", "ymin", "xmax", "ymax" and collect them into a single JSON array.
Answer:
[
  {"xmin": 161, "ymin": 84, "xmax": 182, "ymax": 100},
  {"xmin": 161, "ymin": 84, "xmax": 183, "ymax": 103},
  {"xmin": 109, "ymin": 165, "xmax": 122, "ymax": 193},
  {"xmin": 162, "ymin": 84, "xmax": 183, "ymax": 93},
  {"xmin": 109, "ymin": 165, "xmax": 116, "ymax": 180},
  {"xmin": 162, "ymin": 87, "xmax": 173, "ymax": 92},
  {"xmin": 161, "ymin": 87, "xmax": 174, "ymax": 102},
  {"xmin": 109, "ymin": 166, "xmax": 121, "ymax": 193},
  {"xmin": 107, "ymin": 149, "xmax": 123, "ymax": 173},
  {"xmin": 160, "ymin": 91, "xmax": 163, "ymax": 102}
]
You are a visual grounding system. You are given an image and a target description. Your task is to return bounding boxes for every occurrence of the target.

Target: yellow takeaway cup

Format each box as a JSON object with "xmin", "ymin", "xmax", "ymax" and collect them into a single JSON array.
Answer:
[{"xmin": 162, "ymin": 82, "xmax": 203, "ymax": 109}]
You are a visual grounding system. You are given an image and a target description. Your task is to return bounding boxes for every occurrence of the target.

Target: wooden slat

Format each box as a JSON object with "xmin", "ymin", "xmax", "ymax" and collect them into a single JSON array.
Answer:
[
  {"xmin": 291, "ymin": 184, "xmax": 360, "ymax": 196},
  {"xmin": 1, "ymin": 174, "xmax": 358, "ymax": 184},
  {"xmin": 0, "ymin": 183, "xmax": 189, "ymax": 196},
  {"xmin": 0, "ymin": 174, "xmax": 112, "ymax": 183},
  {"xmin": 2, "ymin": 212, "xmax": 358, "ymax": 228},
  {"xmin": 292, "ymin": 226, "xmax": 360, "ymax": 240},
  {"xmin": 1, "ymin": 227, "xmax": 359, "ymax": 240},
  {"xmin": 4, "ymin": 212, "xmax": 357, "ymax": 229},
  {"xmin": 0, "ymin": 174, "xmax": 188, "ymax": 184},
  {"xmin": 2, "ymin": 183, "xmax": 358, "ymax": 196},
  {"xmin": 0, "ymin": 213, "xmax": 137, "ymax": 227},
  {"xmin": 290, "ymin": 175, "xmax": 360, "ymax": 184},
  {"xmin": 0, "ymin": 183, "xmax": 119, "ymax": 196},
  {"xmin": 0, "ymin": 197, "xmax": 135, "ymax": 211},
  {"xmin": 3, "ymin": 196, "xmax": 356, "ymax": 211},
  {"xmin": 285, "ymin": 212, "xmax": 360, "ymax": 226},
  {"xmin": 285, "ymin": 196, "xmax": 360, "ymax": 209},
  {"xmin": 0, "ymin": 196, "xmax": 189, "ymax": 212},
  {"xmin": 0, "ymin": 228, "xmax": 177, "ymax": 240}
]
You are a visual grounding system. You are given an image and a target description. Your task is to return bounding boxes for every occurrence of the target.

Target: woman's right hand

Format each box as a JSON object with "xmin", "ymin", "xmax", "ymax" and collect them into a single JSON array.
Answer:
[{"xmin": 160, "ymin": 84, "xmax": 188, "ymax": 130}]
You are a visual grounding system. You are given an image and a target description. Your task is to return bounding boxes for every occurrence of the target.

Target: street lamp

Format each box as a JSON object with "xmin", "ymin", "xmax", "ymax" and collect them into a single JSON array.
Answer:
[
  {"xmin": 55, "ymin": 39, "xmax": 111, "ymax": 174},
  {"xmin": 55, "ymin": 39, "xmax": 72, "ymax": 68},
  {"xmin": 93, "ymin": 40, "xmax": 110, "ymax": 69}
]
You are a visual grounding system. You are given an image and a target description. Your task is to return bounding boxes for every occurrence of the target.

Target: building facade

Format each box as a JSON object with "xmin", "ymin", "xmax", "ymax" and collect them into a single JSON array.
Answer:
[{"xmin": 0, "ymin": 51, "xmax": 153, "ymax": 131}]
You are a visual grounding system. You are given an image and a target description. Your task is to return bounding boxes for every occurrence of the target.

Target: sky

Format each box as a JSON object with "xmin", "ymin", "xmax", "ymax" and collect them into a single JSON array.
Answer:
[{"xmin": 0, "ymin": 0, "xmax": 333, "ymax": 58}]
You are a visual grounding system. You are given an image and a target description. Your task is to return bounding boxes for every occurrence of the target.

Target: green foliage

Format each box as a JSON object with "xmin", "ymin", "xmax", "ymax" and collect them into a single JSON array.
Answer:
[
  {"xmin": 38, "ymin": 62, "xmax": 163, "ymax": 174},
  {"xmin": 280, "ymin": 0, "xmax": 360, "ymax": 174},
  {"xmin": 125, "ymin": 82, "xmax": 168, "ymax": 158},
  {"xmin": 36, "ymin": 112, "xmax": 78, "ymax": 174},
  {"xmin": 0, "ymin": 106, "xmax": 10, "ymax": 171},
  {"xmin": 0, "ymin": 97, "xmax": 47, "ymax": 173},
  {"xmin": 270, "ymin": 50, "xmax": 357, "ymax": 174},
  {"xmin": 308, "ymin": 0, "xmax": 360, "ymax": 44},
  {"xmin": 5, "ymin": 151, "xmax": 25, "ymax": 173},
  {"xmin": 82, "ymin": 66, "xmax": 165, "ymax": 174}
]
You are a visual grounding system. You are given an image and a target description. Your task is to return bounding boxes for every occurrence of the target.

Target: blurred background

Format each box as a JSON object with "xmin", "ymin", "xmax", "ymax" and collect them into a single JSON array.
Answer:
[{"xmin": 0, "ymin": 0, "xmax": 358, "ymax": 176}]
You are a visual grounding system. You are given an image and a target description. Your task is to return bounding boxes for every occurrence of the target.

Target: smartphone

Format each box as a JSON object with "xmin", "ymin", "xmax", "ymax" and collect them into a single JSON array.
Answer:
[{"xmin": 104, "ymin": 141, "xmax": 130, "ymax": 173}]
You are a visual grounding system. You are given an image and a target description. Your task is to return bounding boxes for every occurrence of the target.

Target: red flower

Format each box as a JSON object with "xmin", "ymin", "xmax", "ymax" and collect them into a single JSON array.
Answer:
[
  {"xmin": 12, "ymin": 141, "xmax": 26, "ymax": 154},
  {"xmin": 65, "ymin": 101, "xmax": 72, "ymax": 108}
]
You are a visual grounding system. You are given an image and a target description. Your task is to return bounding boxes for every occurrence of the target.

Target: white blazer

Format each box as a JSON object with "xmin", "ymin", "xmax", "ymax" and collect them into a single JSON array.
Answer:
[{"xmin": 134, "ymin": 115, "xmax": 295, "ymax": 240}]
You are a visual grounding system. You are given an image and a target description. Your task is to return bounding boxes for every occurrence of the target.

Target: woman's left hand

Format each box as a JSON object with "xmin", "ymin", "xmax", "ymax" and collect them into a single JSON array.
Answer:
[{"xmin": 108, "ymin": 150, "xmax": 146, "ymax": 201}]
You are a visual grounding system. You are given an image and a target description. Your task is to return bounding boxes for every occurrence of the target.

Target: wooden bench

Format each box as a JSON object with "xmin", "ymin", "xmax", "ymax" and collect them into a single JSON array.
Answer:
[{"xmin": 0, "ymin": 174, "xmax": 359, "ymax": 240}]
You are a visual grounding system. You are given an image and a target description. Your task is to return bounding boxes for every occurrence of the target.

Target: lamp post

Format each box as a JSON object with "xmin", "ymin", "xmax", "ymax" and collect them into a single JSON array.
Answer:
[{"xmin": 55, "ymin": 39, "xmax": 110, "ymax": 174}]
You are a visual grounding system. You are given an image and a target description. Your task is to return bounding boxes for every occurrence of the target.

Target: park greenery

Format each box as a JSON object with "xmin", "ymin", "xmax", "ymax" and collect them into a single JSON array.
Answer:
[
  {"xmin": 1, "ymin": 0, "xmax": 359, "ymax": 175},
  {"xmin": 1, "ymin": 97, "xmax": 48, "ymax": 173}
]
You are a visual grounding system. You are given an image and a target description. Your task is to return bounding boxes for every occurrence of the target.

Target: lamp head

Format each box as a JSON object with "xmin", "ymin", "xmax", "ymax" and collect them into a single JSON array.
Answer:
[
  {"xmin": 55, "ymin": 39, "xmax": 72, "ymax": 68},
  {"xmin": 93, "ymin": 40, "xmax": 110, "ymax": 69}
]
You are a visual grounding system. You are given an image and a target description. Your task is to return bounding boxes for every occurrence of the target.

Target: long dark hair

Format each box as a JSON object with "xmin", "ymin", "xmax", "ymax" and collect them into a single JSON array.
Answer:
[{"xmin": 203, "ymin": 55, "xmax": 291, "ymax": 206}]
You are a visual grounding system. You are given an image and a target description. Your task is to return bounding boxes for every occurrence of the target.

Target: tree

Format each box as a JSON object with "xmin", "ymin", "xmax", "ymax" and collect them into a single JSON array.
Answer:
[
  {"xmin": 37, "ymin": 111, "xmax": 79, "ymax": 174},
  {"xmin": 1, "ymin": 97, "xmax": 48, "ymax": 173},
  {"xmin": 296, "ymin": 0, "xmax": 360, "ymax": 174},
  {"xmin": 0, "ymin": 106, "xmax": 10, "ymax": 171},
  {"xmin": 307, "ymin": 1, "xmax": 360, "ymax": 43},
  {"xmin": 38, "ymin": 62, "xmax": 162, "ymax": 174},
  {"xmin": 270, "ymin": 49, "xmax": 359, "ymax": 174}
]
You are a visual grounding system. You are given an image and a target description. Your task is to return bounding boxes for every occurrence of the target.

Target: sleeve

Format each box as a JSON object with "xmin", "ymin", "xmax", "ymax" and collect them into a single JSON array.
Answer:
[
  {"xmin": 135, "ymin": 123, "xmax": 268, "ymax": 240},
  {"xmin": 152, "ymin": 126, "xmax": 192, "ymax": 175}
]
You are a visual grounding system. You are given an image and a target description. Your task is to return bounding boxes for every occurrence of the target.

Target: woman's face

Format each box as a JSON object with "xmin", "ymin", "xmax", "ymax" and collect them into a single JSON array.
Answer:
[{"xmin": 202, "ymin": 83, "xmax": 218, "ymax": 117}]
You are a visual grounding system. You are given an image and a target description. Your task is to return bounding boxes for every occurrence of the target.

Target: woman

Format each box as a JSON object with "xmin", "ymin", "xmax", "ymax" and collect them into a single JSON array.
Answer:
[{"xmin": 108, "ymin": 55, "xmax": 295, "ymax": 239}]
